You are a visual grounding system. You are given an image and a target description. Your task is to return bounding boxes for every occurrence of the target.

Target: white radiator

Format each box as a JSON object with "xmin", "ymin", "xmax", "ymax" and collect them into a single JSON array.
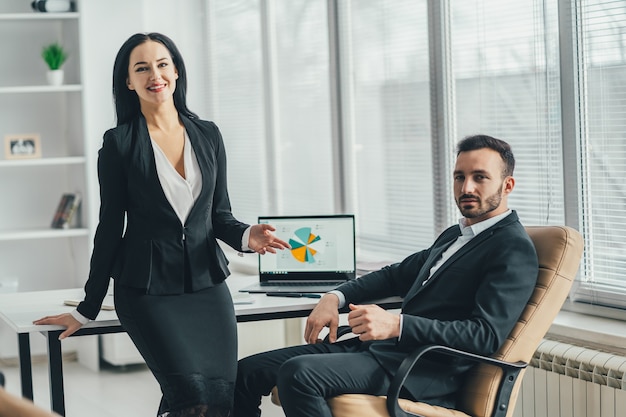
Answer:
[{"xmin": 513, "ymin": 339, "xmax": 626, "ymax": 417}]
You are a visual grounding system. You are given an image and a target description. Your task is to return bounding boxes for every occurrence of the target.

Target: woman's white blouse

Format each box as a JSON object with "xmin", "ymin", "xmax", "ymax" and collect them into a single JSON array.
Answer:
[{"xmin": 150, "ymin": 130, "xmax": 202, "ymax": 224}]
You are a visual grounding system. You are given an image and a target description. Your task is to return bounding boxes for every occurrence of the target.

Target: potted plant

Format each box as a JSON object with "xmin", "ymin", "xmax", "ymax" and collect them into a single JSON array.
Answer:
[{"xmin": 41, "ymin": 42, "xmax": 68, "ymax": 86}]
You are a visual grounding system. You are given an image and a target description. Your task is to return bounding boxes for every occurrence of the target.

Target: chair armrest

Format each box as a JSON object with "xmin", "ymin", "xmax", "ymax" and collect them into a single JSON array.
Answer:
[
  {"xmin": 323, "ymin": 325, "xmax": 355, "ymax": 343},
  {"xmin": 386, "ymin": 345, "xmax": 527, "ymax": 417}
]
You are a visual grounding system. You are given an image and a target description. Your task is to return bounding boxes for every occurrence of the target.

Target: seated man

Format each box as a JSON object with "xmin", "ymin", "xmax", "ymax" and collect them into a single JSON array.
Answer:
[{"xmin": 234, "ymin": 135, "xmax": 538, "ymax": 417}]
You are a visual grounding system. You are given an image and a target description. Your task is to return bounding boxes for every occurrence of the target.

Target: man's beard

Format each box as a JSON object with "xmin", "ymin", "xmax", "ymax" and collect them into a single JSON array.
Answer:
[{"xmin": 457, "ymin": 186, "xmax": 503, "ymax": 219}]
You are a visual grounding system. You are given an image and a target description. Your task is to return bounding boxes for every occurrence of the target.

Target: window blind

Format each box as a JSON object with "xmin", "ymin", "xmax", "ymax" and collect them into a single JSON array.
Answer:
[
  {"xmin": 449, "ymin": 0, "xmax": 565, "ymax": 227},
  {"xmin": 573, "ymin": 0, "xmax": 626, "ymax": 307},
  {"xmin": 337, "ymin": 0, "xmax": 432, "ymax": 261},
  {"xmin": 208, "ymin": 0, "xmax": 268, "ymax": 224},
  {"xmin": 271, "ymin": 0, "xmax": 335, "ymax": 215}
]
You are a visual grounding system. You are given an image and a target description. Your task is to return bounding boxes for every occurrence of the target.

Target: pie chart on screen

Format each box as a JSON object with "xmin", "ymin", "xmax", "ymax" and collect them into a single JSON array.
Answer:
[{"xmin": 289, "ymin": 227, "xmax": 325, "ymax": 263}]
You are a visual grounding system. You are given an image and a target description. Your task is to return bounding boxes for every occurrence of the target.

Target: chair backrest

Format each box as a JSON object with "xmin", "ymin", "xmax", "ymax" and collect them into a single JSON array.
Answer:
[{"xmin": 458, "ymin": 225, "xmax": 583, "ymax": 417}]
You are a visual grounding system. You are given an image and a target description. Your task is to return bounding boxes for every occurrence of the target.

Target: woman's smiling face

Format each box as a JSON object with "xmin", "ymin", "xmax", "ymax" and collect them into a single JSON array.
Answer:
[{"xmin": 126, "ymin": 40, "xmax": 179, "ymax": 108}]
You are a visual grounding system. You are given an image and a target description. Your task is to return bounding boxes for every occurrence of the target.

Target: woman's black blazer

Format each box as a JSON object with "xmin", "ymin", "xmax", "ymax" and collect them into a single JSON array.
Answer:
[{"xmin": 77, "ymin": 115, "xmax": 249, "ymax": 319}]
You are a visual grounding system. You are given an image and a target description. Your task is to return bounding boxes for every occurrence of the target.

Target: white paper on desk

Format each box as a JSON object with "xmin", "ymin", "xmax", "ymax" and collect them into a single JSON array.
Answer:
[
  {"xmin": 63, "ymin": 299, "xmax": 115, "ymax": 311},
  {"xmin": 232, "ymin": 292, "xmax": 255, "ymax": 304}
]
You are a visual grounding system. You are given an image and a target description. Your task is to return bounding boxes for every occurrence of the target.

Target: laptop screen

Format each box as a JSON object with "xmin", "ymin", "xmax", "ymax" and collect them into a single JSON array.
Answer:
[{"xmin": 258, "ymin": 214, "xmax": 356, "ymax": 282}]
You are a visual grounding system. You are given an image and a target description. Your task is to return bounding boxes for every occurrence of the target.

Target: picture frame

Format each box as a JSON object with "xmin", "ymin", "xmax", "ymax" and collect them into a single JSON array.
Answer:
[{"xmin": 4, "ymin": 134, "xmax": 42, "ymax": 160}]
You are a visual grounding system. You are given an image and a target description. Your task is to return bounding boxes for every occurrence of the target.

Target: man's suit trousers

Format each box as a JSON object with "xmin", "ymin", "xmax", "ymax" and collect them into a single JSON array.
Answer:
[{"xmin": 234, "ymin": 337, "xmax": 391, "ymax": 417}]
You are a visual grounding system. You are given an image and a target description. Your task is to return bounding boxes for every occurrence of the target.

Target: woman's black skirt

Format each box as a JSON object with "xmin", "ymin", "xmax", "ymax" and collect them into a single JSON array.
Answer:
[{"xmin": 114, "ymin": 281, "xmax": 237, "ymax": 416}]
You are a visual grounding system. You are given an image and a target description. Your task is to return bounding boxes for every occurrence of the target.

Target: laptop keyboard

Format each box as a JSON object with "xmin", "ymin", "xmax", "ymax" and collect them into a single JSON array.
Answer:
[{"xmin": 262, "ymin": 281, "xmax": 345, "ymax": 287}]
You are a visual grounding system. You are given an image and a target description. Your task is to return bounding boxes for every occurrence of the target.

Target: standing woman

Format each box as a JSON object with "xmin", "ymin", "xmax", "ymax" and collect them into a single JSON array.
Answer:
[{"xmin": 35, "ymin": 33, "xmax": 289, "ymax": 417}]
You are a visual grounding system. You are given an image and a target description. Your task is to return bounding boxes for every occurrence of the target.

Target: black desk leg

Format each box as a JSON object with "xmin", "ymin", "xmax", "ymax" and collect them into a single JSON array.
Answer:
[
  {"xmin": 18, "ymin": 333, "xmax": 33, "ymax": 400},
  {"xmin": 46, "ymin": 330, "xmax": 66, "ymax": 416}
]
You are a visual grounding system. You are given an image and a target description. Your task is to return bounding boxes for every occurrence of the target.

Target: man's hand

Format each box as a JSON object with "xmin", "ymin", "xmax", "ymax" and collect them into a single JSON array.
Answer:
[
  {"xmin": 304, "ymin": 293, "xmax": 340, "ymax": 344},
  {"xmin": 33, "ymin": 313, "xmax": 83, "ymax": 340},
  {"xmin": 348, "ymin": 304, "xmax": 400, "ymax": 341}
]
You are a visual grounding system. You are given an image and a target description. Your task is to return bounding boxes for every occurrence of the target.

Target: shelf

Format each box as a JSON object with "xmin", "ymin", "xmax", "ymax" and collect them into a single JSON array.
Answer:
[
  {"xmin": 0, "ymin": 157, "xmax": 86, "ymax": 168},
  {"xmin": 0, "ymin": 84, "xmax": 82, "ymax": 94},
  {"xmin": 0, "ymin": 13, "xmax": 79, "ymax": 21},
  {"xmin": 0, "ymin": 228, "xmax": 89, "ymax": 241}
]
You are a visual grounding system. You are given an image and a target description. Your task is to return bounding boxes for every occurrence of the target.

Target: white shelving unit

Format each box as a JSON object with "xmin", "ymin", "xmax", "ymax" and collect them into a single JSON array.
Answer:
[
  {"xmin": 0, "ymin": 12, "xmax": 79, "ymax": 21},
  {"xmin": 0, "ymin": 5, "xmax": 90, "ymax": 297},
  {"xmin": 0, "ymin": 0, "xmax": 149, "ymax": 367},
  {"xmin": 0, "ymin": 84, "xmax": 82, "ymax": 94},
  {"xmin": 0, "ymin": 156, "xmax": 86, "ymax": 167}
]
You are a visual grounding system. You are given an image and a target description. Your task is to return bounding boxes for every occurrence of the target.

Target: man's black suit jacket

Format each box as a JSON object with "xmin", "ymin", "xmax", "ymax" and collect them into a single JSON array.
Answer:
[
  {"xmin": 77, "ymin": 115, "xmax": 249, "ymax": 319},
  {"xmin": 336, "ymin": 211, "xmax": 537, "ymax": 404}
]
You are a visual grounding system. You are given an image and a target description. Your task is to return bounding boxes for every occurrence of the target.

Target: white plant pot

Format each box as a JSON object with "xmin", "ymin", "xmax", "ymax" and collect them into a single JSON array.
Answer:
[{"xmin": 46, "ymin": 69, "xmax": 64, "ymax": 86}]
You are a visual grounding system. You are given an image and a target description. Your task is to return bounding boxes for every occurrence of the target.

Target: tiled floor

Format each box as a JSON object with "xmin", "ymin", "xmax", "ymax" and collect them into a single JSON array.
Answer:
[{"xmin": 1, "ymin": 359, "xmax": 284, "ymax": 417}]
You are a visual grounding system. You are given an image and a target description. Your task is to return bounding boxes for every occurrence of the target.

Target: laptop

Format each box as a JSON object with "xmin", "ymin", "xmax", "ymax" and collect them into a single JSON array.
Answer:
[{"xmin": 240, "ymin": 214, "xmax": 356, "ymax": 293}]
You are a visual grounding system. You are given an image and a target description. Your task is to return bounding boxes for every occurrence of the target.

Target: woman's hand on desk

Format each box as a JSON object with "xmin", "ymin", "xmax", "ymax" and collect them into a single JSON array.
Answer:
[{"xmin": 33, "ymin": 313, "xmax": 82, "ymax": 340}]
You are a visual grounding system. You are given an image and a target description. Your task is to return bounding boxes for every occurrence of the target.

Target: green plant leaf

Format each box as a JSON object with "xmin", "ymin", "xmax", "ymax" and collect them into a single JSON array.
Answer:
[{"xmin": 41, "ymin": 42, "xmax": 68, "ymax": 70}]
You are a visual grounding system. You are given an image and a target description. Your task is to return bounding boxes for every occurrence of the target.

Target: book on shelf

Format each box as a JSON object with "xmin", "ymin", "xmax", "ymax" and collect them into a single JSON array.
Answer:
[
  {"xmin": 50, "ymin": 194, "xmax": 69, "ymax": 228},
  {"xmin": 51, "ymin": 192, "xmax": 81, "ymax": 229}
]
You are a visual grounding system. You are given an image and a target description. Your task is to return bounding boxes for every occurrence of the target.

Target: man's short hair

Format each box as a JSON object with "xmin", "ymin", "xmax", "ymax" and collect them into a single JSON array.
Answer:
[{"xmin": 456, "ymin": 134, "xmax": 515, "ymax": 177}]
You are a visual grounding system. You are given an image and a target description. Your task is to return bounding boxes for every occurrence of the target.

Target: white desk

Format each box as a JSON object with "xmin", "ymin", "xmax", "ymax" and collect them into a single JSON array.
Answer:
[{"xmin": 0, "ymin": 275, "xmax": 402, "ymax": 416}]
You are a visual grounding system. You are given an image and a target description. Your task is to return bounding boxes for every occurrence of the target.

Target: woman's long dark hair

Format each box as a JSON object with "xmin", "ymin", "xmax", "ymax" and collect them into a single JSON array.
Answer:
[{"xmin": 112, "ymin": 32, "xmax": 198, "ymax": 126}]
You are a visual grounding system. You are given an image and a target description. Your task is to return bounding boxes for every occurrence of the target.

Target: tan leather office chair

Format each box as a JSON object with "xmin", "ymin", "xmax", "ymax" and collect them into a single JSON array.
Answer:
[{"xmin": 272, "ymin": 225, "xmax": 584, "ymax": 417}]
